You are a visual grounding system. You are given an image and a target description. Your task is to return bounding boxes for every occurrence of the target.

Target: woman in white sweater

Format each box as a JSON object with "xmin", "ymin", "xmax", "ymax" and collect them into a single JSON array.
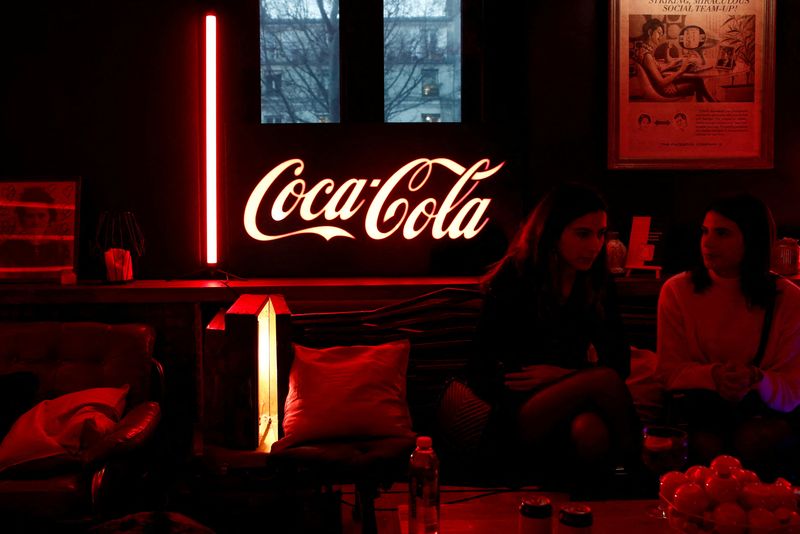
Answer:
[{"xmin": 657, "ymin": 193, "xmax": 800, "ymax": 479}]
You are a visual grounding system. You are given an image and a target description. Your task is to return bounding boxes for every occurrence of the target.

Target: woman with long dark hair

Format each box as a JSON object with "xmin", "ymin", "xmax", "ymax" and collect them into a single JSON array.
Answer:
[
  {"xmin": 657, "ymin": 193, "xmax": 800, "ymax": 479},
  {"xmin": 470, "ymin": 183, "xmax": 640, "ymax": 488}
]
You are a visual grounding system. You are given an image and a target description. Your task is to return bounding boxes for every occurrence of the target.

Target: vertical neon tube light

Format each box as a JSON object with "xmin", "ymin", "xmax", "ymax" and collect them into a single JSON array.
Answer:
[{"xmin": 205, "ymin": 14, "xmax": 218, "ymax": 265}]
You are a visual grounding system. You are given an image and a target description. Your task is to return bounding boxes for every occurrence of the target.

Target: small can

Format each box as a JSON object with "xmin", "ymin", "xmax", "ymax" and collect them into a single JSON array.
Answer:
[
  {"xmin": 518, "ymin": 495, "xmax": 552, "ymax": 534},
  {"xmin": 558, "ymin": 504, "xmax": 593, "ymax": 533},
  {"xmin": 773, "ymin": 237, "xmax": 800, "ymax": 276}
]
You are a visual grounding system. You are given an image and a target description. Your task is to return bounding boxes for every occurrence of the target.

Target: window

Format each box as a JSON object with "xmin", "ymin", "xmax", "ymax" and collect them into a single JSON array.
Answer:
[
  {"xmin": 384, "ymin": 0, "xmax": 461, "ymax": 123},
  {"xmin": 265, "ymin": 73, "xmax": 282, "ymax": 95},
  {"xmin": 259, "ymin": 0, "xmax": 463, "ymax": 124},
  {"xmin": 259, "ymin": 0, "xmax": 340, "ymax": 124},
  {"xmin": 421, "ymin": 68, "xmax": 439, "ymax": 97}
]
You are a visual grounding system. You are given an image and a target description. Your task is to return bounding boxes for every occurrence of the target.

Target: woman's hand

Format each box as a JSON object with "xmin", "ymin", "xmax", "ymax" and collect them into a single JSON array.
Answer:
[
  {"xmin": 712, "ymin": 362, "xmax": 753, "ymax": 401},
  {"xmin": 666, "ymin": 57, "xmax": 684, "ymax": 70},
  {"xmin": 504, "ymin": 365, "xmax": 573, "ymax": 392}
]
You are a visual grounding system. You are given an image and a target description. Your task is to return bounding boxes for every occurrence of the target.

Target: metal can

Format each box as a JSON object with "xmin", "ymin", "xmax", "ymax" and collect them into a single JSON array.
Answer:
[
  {"xmin": 557, "ymin": 504, "xmax": 593, "ymax": 533},
  {"xmin": 518, "ymin": 495, "xmax": 552, "ymax": 534},
  {"xmin": 773, "ymin": 237, "xmax": 800, "ymax": 276}
]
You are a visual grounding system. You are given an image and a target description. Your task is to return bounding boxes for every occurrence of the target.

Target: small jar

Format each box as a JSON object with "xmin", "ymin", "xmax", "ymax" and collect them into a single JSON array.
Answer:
[
  {"xmin": 558, "ymin": 504, "xmax": 593, "ymax": 533},
  {"xmin": 606, "ymin": 232, "xmax": 627, "ymax": 275},
  {"xmin": 773, "ymin": 237, "xmax": 800, "ymax": 276},
  {"xmin": 518, "ymin": 495, "xmax": 552, "ymax": 534}
]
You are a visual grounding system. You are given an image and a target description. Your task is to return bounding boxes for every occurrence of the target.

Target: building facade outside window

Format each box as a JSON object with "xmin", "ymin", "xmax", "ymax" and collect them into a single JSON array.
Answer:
[
  {"xmin": 259, "ymin": 0, "xmax": 460, "ymax": 124},
  {"xmin": 384, "ymin": 0, "xmax": 461, "ymax": 123},
  {"xmin": 260, "ymin": 0, "xmax": 340, "ymax": 124}
]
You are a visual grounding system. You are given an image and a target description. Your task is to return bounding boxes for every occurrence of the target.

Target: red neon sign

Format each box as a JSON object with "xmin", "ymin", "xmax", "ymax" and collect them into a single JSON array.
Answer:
[{"xmin": 244, "ymin": 158, "xmax": 504, "ymax": 241}]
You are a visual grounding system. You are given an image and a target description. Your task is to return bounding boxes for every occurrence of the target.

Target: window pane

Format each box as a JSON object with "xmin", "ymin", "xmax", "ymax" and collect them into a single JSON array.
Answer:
[
  {"xmin": 384, "ymin": 0, "xmax": 461, "ymax": 123},
  {"xmin": 260, "ymin": 0, "xmax": 340, "ymax": 124}
]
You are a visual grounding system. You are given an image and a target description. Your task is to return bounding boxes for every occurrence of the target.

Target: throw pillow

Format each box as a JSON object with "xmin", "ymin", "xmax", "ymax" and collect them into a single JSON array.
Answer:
[
  {"xmin": 0, "ymin": 372, "xmax": 39, "ymax": 440},
  {"xmin": 436, "ymin": 378, "xmax": 491, "ymax": 460},
  {"xmin": 0, "ymin": 385, "xmax": 129, "ymax": 475},
  {"xmin": 280, "ymin": 339, "xmax": 413, "ymax": 447}
]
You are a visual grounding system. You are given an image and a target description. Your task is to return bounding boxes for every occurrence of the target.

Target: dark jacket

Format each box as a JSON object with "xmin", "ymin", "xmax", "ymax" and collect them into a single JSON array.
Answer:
[{"xmin": 469, "ymin": 260, "xmax": 630, "ymax": 402}]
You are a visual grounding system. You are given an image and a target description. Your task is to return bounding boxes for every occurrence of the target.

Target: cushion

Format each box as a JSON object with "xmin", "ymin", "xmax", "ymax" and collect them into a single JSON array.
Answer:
[
  {"xmin": 0, "ymin": 372, "xmax": 39, "ymax": 440},
  {"xmin": 280, "ymin": 339, "xmax": 413, "ymax": 447},
  {"xmin": 0, "ymin": 386, "xmax": 129, "ymax": 475},
  {"xmin": 436, "ymin": 378, "xmax": 491, "ymax": 460}
]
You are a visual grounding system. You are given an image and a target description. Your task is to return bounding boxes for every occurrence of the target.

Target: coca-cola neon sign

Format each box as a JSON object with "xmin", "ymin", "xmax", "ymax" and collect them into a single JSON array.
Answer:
[{"xmin": 244, "ymin": 157, "xmax": 504, "ymax": 241}]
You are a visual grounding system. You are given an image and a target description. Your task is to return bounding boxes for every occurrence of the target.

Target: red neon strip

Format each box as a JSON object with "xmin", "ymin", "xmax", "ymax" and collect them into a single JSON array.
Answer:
[{"xmin": 205, "ymin": 14, "xmax": 218, "ymax": 265}]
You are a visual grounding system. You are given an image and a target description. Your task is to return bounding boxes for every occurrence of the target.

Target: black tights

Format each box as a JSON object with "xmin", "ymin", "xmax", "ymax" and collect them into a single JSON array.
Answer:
[{"xmin": 513, "ymin": 368, "xmax": 642, "ymax": 482}]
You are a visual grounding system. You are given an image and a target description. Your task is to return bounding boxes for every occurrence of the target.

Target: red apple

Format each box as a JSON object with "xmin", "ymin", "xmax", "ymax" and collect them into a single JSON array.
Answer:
[
  {"xmin": 705, "ymin": 472, "xmax": 741, "ymax": 503},
  {"xmin": 660, "ymin": 470, "xmax": 689, "ymax": 502},
  {"xmin": 770, "ymin": 484, "xmax": 797, "ymax": 511},
  {"xmin": 775, "ymin": 506, "xmax": 796, "ymax": 524},
  {"xmin": 741, "ymin": 483, "xmax": 775, "ymax": 510},
  {"xmin": 711, "ymin": 455, "xmax": 743, "ymax": 477},
  {"xmin": 776, "ymin": 509, "xmax": 800, "ymax": 533},
  {"xmin": 748, "ymin": 507, "xmax": 779, "ymax": 534},
  {"xmin": 712, "ymin": 502, "xmax": 747, "ymax": 534},
  {"xmin": 731, "ymin": 468, "xmax": 760, "ymax": 487},
  {"xmin": 686, "ymin": 465, "xmax": 714, "ymax": 486},
  {"xmin": 674, "ymin": 482, "xmax": 711, "ymax": 516}
]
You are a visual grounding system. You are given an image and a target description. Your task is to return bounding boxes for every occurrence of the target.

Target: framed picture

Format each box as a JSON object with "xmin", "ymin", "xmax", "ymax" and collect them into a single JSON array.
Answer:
[
  {"xmin": 0, "ymin": 177, "xmax": 80, "ymax": 281},
  {"xmin": 608, "ymin": 0, "xmax": 775, "ymax": 169}
]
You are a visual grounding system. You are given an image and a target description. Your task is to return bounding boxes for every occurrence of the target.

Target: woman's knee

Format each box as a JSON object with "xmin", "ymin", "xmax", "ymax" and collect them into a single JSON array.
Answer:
[
  {"xmin": 734, "ymin": 419, "xmax": 792, "ymax": 464},
  {"xmin": 571, "ymin": 412, "xmax": 610, "ymax": 463},
  {"xmin": 572, "ymin": 367, "xmax": 625, "ymax": 394}
]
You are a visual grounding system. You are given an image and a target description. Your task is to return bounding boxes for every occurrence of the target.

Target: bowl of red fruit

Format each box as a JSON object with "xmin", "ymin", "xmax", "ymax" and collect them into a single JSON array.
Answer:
[{"xmin": 660, "ymin": 455, "xmax": 799, "ymax": 533}]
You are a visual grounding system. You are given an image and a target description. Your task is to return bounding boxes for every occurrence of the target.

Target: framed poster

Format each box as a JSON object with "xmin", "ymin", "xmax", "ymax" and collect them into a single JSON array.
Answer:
[
  {"xmin": 608, "ymin": 0, "xmax": 775, "ymax": 169},
  {"xmin": 0, "ymin": 177, "xmax": 80, "ymax": 281}
]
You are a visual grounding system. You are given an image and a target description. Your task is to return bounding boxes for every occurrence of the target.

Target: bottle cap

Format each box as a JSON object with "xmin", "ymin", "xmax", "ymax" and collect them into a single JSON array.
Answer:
[
  {"xmin": 416, "ymin": 436, "xmax": 432, "ymax": 449},
  {"xmin": 559, "ymin": 504, "xmax": 593, "ymax": 527},
  {"xmin": 519, "ymin": 495, "xmax": 552, "ymax": 518}
]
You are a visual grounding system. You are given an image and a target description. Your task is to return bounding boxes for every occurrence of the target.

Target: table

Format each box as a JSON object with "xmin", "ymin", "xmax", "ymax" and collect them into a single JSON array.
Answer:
[{"xmin": 342, "ymin": 485, "xmax": 671, "ymax": 534}]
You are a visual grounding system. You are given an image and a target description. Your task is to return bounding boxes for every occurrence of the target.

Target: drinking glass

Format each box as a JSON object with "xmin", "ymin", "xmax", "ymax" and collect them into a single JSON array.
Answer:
[{"xmin": 642, "ymin": 425, "xmax": 689, "ymax": 518}]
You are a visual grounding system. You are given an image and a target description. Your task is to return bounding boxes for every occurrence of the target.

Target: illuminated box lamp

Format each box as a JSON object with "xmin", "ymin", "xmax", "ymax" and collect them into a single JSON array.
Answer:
[{"xmin": 203, "ymin": 294, "xmax": 291, "ymax": 451}]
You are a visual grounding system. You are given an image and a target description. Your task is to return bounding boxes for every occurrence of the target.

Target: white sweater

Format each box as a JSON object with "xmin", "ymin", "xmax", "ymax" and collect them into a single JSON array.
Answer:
[{"xmin": 657, "ymin": 271, "xmax": 800, "ymax": 412}]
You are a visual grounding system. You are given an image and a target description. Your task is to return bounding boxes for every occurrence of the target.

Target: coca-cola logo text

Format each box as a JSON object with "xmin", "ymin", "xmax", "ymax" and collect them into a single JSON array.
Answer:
[{"xmin": 243, "ymin": 158, "xmax": 504, "ymax": 241}]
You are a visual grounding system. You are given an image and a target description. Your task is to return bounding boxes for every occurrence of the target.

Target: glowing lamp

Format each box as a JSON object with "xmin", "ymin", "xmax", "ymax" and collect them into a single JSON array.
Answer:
[{"xmin": 203, "ymin": 294, "xmax": 290, "ymax": 451}]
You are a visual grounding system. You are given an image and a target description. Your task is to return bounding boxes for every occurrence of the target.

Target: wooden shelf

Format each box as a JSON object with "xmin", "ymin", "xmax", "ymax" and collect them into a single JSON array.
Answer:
[{"xmin": 0, "ymin": 277, "xmax": 481, "ymax": 311}]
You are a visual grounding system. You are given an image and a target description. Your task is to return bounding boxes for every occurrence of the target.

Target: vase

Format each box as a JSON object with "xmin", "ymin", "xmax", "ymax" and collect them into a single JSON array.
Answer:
[{"xmin": 606, "ymin": 232, "xmax": 627, "ymax": 275}]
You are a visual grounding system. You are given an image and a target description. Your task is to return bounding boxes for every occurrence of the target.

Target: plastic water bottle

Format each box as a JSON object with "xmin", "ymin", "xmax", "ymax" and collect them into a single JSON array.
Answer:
[{"xmin": 408, "ymin": 436, "xmax": 440, "ymax": 534}]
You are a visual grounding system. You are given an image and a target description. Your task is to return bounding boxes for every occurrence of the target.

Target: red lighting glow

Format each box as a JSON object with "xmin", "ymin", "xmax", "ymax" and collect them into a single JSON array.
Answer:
[{"xmin": 205, "ymin": 14, "xmax": 218, "ymax": 265}]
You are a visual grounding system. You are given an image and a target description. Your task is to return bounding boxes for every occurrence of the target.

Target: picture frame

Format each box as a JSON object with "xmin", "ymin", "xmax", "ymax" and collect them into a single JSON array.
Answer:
[
  {"xmin": 608, "ymin": 0, "xmax": 775, "ymax": 169},
  {"xmin": 0, "ymin": 177, "xmax": 81, "ymax": 281}
]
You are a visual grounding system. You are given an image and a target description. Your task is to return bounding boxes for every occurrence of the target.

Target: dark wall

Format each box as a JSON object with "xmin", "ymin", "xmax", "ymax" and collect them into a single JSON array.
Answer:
[
  {"xmin": 1, "ymin": 0, "xmax": 203, "ymax": 279},
  {"xmin": 2, "ymin": 1, "xmax": 798, "ymax": 279},
  {"xmin": 513, "ymin": 1, "xmax": 800, "ymax": 274}
]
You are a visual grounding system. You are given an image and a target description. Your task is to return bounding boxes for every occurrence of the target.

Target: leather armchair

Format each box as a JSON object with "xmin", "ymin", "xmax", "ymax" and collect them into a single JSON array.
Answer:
[{"xmin": 0, "ymin": 322, "xmax": 163, "ymax": 527}]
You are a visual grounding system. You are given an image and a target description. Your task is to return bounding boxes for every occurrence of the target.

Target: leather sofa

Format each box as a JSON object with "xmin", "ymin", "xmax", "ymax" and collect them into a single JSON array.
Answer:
[{"xmin": 0, "ymin": 322, "xmax": 163, "ymax": 528}]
